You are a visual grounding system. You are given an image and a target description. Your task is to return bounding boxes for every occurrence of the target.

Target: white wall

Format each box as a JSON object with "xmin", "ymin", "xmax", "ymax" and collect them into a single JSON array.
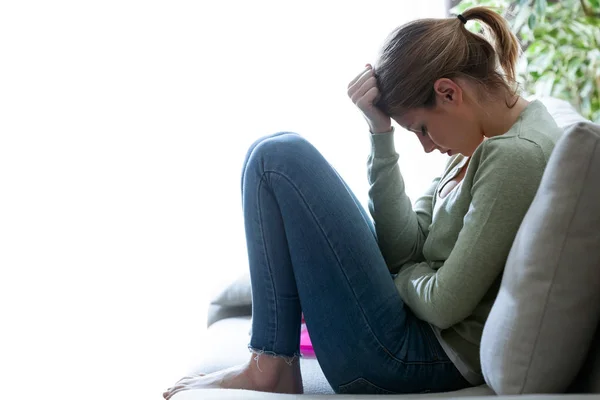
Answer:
[{"xmin": 0, "ymin": 1, "xmax": 447, "ymax": 399}]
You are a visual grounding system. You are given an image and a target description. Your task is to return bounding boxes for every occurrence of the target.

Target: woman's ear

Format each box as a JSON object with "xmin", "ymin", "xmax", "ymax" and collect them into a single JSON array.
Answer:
[{"xmin": 433, "ymin": 78, "xmax": 463, "ymax": 106}]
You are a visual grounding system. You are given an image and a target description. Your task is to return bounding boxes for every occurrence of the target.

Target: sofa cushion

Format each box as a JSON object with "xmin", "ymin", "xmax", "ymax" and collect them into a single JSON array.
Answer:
[
  {"xmin": 480, "ymin": 121, "xmax": 600, "ymax": 394},
  {"xmin": 206, "ymin": 303, "xmax": 252, "ymax": 328},
  {"xmin": 536, "ymin": 96, "xmax": 588, "ymax": 129},
  {"xmin": 173, "ymin": 389, "xmax": 600, "ymax": 400},
  {"xmin": 210, "ymin": 272, "xmax": 252, "ymax": 308},
  {"xmin": 185, "ymin": 316, "xmax": 494, "ymax": 398}
]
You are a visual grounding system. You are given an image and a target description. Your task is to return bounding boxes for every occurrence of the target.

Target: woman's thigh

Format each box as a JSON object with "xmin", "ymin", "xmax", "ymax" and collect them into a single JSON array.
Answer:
[{"xmin": 242, "ymin": 132, "xmax": 467, "ymax": 394}]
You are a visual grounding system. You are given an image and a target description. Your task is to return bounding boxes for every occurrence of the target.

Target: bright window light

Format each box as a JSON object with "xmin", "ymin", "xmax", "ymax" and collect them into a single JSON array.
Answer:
[{"xmin": 0, "ymin": 1, "xmax": 447, "ymax": 399}]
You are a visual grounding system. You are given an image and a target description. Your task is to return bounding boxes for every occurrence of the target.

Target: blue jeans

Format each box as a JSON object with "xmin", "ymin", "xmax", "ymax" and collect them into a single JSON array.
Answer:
[{"xmin": 241, "ymin": 132, "xmax": 471, "ymax": 394}]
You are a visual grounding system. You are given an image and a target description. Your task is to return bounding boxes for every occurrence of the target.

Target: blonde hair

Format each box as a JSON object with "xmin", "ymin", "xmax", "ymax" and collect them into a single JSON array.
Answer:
[{"xmin": 374, "ymin": 6, "xmax": 521, "ymax": 115}]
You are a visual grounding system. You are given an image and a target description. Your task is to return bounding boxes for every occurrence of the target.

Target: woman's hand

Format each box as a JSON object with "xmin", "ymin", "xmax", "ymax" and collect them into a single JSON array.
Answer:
[{"xmin": 347, "ymin": 64, "xmax": 392, "ymax": 134}]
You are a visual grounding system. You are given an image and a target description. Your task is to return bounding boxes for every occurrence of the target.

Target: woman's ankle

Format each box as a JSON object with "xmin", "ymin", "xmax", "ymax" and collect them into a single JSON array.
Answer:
[
  {"xmin": 245, "ymin": 352, "xmax": 301, "ymax": 388},
  {"xmin": 246, "ymin": 355, "xmax": 303, "ymax": 394}
]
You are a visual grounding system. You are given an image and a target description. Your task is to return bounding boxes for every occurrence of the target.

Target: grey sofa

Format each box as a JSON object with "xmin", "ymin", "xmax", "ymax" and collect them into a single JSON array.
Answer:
[{"xmin": 173, "ymin": 97, "xmax": 600, "ymax": 399}]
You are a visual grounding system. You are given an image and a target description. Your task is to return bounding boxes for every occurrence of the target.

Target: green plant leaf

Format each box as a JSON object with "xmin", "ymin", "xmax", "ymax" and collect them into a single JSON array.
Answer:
[
  {"xmin": 450, "ymin": 1, "xmax": 473, "ymax": 14},
  {"xmin": 587, "ymin": 0, "xmax": 600, "ymax": 10},
  {"xmin": 535, "ymin": 0, "xmax": 547, "ymax": 17},
  {"xmin": 582, "ymin": 96, "xmax": 592, "ymax": 118},
  {"xmin": 525, "ymin": 41, "xmax": 546, "ymax": 56},
  {"xmin": 529, "ymin": 46, "xmax": 556, "ymax": 73},
  {"xmin": 535, "ymin": 27, "xmax": 559, "ymax": 46},
  {"xmin": 566, "ymin": 57, "xmax": 584, "ymax": 80},
  {"xmin": 513, "ymin": 5, "xmax": 533, "ymax": 32},
  {"xmin": 534, "ymin": 72, "xmax": 556, "ymax": 96},
  {"xmin": 528, "ymin": 13, "xmax": 537, "ymax": 30},
  {"xmin": 582, "ymin": 80, "xmax": 594, "ymax": 98}
]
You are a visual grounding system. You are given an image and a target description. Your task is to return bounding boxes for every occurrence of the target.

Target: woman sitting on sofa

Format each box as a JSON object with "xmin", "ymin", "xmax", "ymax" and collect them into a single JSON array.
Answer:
[{"xmin": 163, "ymin": 6, "xmax": 562, "ymax": 398}]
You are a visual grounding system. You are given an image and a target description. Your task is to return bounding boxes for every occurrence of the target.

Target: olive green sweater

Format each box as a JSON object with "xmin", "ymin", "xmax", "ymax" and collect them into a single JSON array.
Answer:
[{"xmin": 367, "ymin": 100, "xmax": 561, "ymax": 385}]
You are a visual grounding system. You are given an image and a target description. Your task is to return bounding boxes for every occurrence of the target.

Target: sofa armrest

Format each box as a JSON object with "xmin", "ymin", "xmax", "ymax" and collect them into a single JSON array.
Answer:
[
  {"xmin": 207, "ymin": 272, "xmax": 252, "ymax": 327},
  {"xmin": 207, "ymin": 303, "xmax": 252, "ymax": 328}
]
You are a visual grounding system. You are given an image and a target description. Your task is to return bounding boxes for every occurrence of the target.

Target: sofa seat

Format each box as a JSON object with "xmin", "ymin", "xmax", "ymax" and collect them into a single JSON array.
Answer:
[
  {"xmin": 180, "ymin": 316, "xmax": 494, "ymax": 398},
  {"xmin": 174, "ymin": 390, "xmax": 600, "ymax": 400}
]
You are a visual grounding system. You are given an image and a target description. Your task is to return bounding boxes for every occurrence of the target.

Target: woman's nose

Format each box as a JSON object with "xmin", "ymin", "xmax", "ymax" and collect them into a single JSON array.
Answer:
[
  {"xmin": 423, "ymin": 144, "xmax": 436, "ymax": 153},
  {"xmin": 417, "ymin": 135, "xmax": 436, "ymax": 153}
]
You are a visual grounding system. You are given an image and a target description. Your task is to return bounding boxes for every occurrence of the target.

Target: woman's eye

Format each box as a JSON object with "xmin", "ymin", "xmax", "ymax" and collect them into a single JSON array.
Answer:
[{"xmin": 420, "ymin": 126, "xmax": 428, "ymax": 137}]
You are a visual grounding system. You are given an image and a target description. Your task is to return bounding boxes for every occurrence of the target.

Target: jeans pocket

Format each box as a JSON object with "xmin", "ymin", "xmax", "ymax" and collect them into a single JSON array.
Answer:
[{"xmin": 337, "ymin": 377, "xmax": 398, "ymax": 395}]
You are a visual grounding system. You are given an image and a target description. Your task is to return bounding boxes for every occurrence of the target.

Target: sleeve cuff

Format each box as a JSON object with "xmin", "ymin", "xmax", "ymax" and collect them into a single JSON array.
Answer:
[{"xmin": 370, "ymin": 127, "xmax": 397, "ymax": 158}]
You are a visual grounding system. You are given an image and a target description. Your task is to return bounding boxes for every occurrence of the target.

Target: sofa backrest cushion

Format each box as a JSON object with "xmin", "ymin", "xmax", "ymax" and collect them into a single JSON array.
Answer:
[
  {"xmin": 480, "ymin": 120, "xmax": 600, "ymax": 395},
  {"xmin": 534, "ymin": 96, "xmax": 588, "ymax": 129}
]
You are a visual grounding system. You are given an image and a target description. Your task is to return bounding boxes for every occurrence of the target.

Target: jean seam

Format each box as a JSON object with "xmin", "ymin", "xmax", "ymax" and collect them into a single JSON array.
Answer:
[
  {"xmin": 261, "ymin": 168, "xmax": 449, "ymax": 367},
  {"xmin": 256, "ymin": 174, "xmax": 279, "ymax": 350},
  {"xmin": 338, "ymin": 377, "xmax": 398, "ymax": 395}
]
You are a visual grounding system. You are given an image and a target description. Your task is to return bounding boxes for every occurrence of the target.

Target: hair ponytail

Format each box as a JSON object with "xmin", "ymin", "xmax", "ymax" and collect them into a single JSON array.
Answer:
[{"xmin": 461, "ymin": 6, "xmax": 520, "ymax": 84}]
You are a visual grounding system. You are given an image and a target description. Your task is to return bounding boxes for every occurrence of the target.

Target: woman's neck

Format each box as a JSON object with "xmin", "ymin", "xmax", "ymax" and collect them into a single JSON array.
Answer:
[{"xmin": 479, "ymin": 96, "xmax": 530, "ymax": 138}]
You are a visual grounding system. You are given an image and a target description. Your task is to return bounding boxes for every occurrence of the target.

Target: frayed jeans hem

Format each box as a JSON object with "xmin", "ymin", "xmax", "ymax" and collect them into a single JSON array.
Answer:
[{"xmin": 248, "ymin": 345, "xmax": 302, "ymax": 371}]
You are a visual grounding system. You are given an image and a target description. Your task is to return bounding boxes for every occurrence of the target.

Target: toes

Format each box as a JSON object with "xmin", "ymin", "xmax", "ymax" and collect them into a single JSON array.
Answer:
[{"xmin": 165, "ymin": 373, "xmax": 208, "ymax": 398}]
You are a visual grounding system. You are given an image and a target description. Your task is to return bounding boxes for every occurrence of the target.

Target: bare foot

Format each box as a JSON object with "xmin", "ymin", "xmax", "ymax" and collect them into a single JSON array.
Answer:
[{"xmin": 163, "ymin": 357, "xmax": 303, "ymax": 399}]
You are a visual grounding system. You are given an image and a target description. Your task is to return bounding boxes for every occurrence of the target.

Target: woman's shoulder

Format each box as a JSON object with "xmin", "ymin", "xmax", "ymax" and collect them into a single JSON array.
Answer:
[
  {"xmin": 467, "ymin": 134, "xmax": 548, "ymax": 184},
  {"xmin": 491, "ymin": 100, "xmax": 561, "ymax": 157},
  {"xmin": 472, "ymin": 101, "xmax": 562, "ymax": 168},
  {"xmin": 461, "ymin": 137, "xmax": 548, "ymax": 200}
]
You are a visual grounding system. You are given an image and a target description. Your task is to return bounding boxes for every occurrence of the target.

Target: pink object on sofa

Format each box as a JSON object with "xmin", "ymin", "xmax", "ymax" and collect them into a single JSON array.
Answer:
[{"xmin": 300, "ymin": 323, "xmax": 315, "ymax": 357}]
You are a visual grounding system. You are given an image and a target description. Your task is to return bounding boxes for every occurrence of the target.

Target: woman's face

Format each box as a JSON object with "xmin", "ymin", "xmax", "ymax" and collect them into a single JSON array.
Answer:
[
  {"xmin": 393, "ymin": 106, "xmax": 482, "ymax": 157},
  {"xmin": 392, "ymin": 78, "xmax": 484, "ymax": 157}
]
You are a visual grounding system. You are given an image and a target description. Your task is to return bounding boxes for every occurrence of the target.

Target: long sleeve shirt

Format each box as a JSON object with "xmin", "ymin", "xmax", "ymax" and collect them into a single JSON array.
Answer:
[{"xmin": 367, "ymin": 100, "xmax": 562, "ymax": 385}]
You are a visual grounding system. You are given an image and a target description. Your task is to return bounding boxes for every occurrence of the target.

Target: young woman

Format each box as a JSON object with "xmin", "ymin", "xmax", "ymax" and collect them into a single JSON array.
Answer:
[{"xmin": 164, "ymin": 6, "xmax": 562, "ymax": 398}]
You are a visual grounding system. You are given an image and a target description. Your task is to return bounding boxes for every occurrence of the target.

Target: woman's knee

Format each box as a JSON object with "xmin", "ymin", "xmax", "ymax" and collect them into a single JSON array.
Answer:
[
  {"xmin": 243, "ymin": 131, "xmax": 312, "ymax": 170},
  {"xmin": 241, "ymin": 131, "xmax": 304, "ymax": 192}
]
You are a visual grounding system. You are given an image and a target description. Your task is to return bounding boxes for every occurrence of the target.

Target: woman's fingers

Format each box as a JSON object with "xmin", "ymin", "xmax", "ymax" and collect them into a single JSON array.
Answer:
[
  {"xmin": 350, "ymin": 75, "xmax": 378, "ymax": 104},
  {"xmin": 347, "ymin": 70, "xmax": 373, "ymax": 99},
  {"xmin": 347, "ymin": 67, "xmax": 375, "ymax": 99},
  {"xmin": 347, "ymin": 65, "xmax": 371, "ymax": 90},
  {"xmin": 347, "ymin": 65, "xmax": 391, "ymax": 133},
  {"xmin": 356, "ymin": 86, "xmax": 380, "ymax": 109}
]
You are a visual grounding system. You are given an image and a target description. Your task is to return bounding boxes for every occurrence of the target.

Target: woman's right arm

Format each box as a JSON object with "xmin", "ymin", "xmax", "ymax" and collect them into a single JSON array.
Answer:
[
  {"xmin": 368, "ymin": 131, "xmax": 439, "ymax": 273},
  {"xmin": 348, "ymin": 65, "xmax": 438, "ymax": 273}
]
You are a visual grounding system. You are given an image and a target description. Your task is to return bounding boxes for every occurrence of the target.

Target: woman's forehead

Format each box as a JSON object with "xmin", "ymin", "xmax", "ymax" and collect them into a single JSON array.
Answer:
[{"xmin": 393, "ymin": 109, "xmax": 421, "ymax": 131}]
